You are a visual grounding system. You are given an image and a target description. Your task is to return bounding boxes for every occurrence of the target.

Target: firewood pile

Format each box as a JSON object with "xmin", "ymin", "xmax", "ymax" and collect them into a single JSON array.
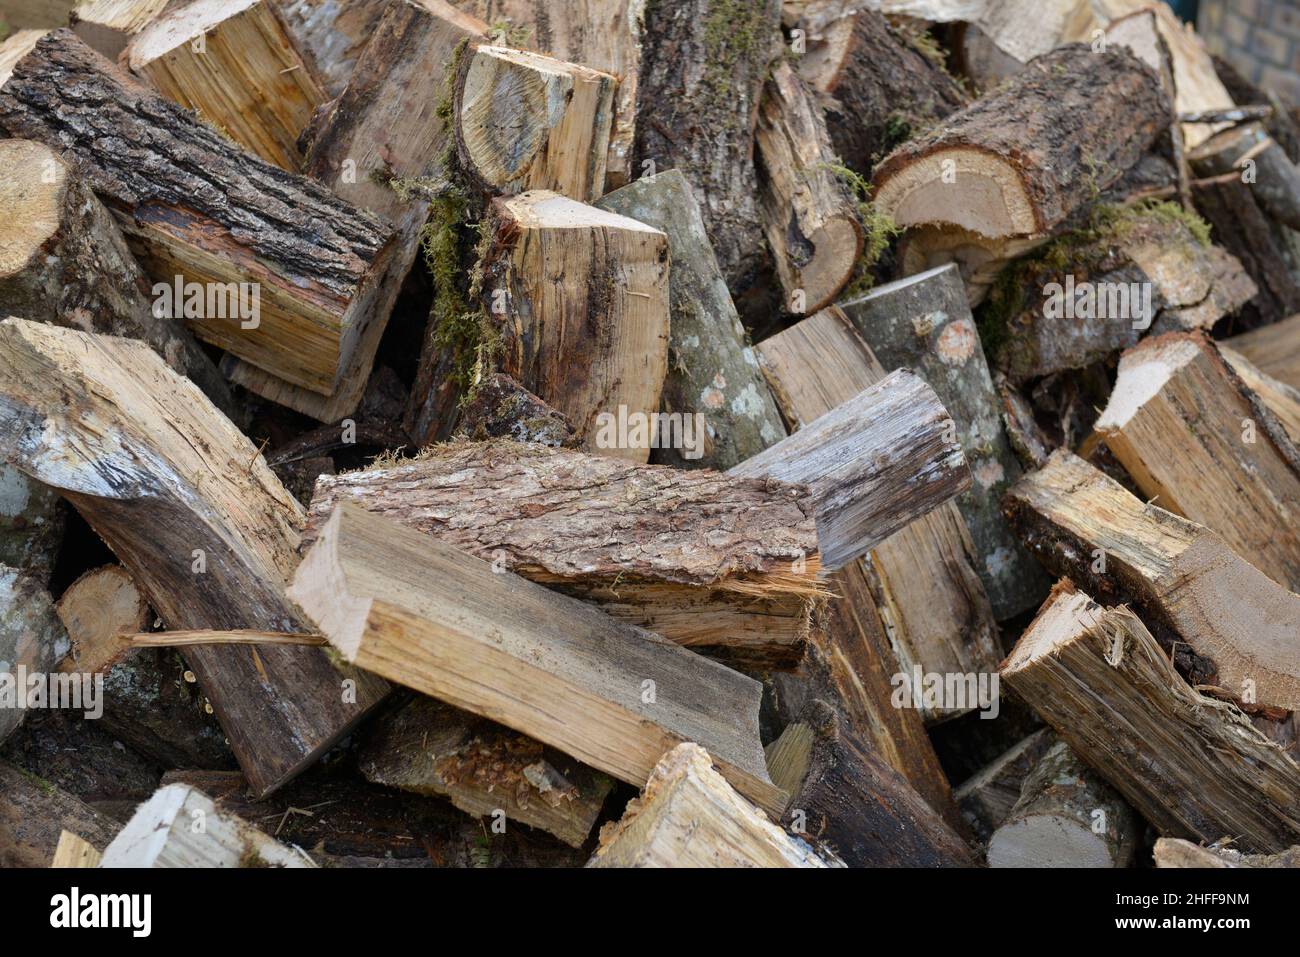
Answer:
[{"xmin": 0, "ymin": 0, "xmax": 1297, "ymax": 871}]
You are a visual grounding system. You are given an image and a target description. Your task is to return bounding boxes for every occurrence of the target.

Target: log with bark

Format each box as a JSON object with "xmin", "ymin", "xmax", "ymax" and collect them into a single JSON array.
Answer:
[
  {"xmin": 985, "ymin": 739, "xmax": 1137, "ymax": 868},
  {"xmin": 872, "ymin": 44, "xmax": 1170, "ymax": 303},
  {"xmin": 953, "ymin": 728, "xmax": 1055, "ymax": 843},
  {"xmin": 305, "ymin": 440, "xmax": 822, "ymax": 671},
  {"xmin": 755, "ymin": 59, "xmax": 862, "ymax": 315},
  {"xmin": 1190, "ymin": 122, "xmax": 1300, "ymax": 233},
  {"xmin": 0, "ymin": 137, "xmax": 233, "ymax": 415},
  {"xmin": 589, "ymin": 743, "xmax": 833, "ymax": 868},
  {"xmin": 1093, "ymin": 332, "xmax": 1300, "ymax": 592},
  {"xmin": 0, "ymin": 565, "xmax": 69, "ymax": 746},
  {"xmin": 1001, "ymin": 581, "xmax": 1300, "ymax": 854},
  {"xmin": 795, "ymin": 7, "xmax": 967, "ymax": 176},
  {"xmin": 0, "ymin": 317, "xmax": 389, "ymax": 796},
  {"xmin": 756, "ymin": 307, "xmax": 997, "ymax": 723},
  {"xmin": 1154, "ymin": 838, "xmax": 1300, "ymax": 869},
  {"xmin": 452, "ymin": 373, "xmax": 578, "ymax": 447},
  {"xmin": 0, "ymin": 759, "xmax": 120, "ymax": 867},
  {"xmin": 596, "ymin": 169, "xmax": 787, "ymax": 470},
  {"xmin": 126, "ymin": 0, "xmax": 328, "ymax": 169},
  {"xmin": 1003, "ymin": 450, "xmax": 1300, "ymax": 714},
  {"xmin": 1220, "ymin": 347, "xmax": 1300, "ymax": 446},
  {"xmin": 1225, "ymin": 313, "xmax": 1300, "ymax": 390},
  {"xmin": 0, "ymin": 29, "xmax": 400, "ymax": 403},
  {"xmin": 290, "ymin": 501, "xmax": 789, "ymax": 816},
  {"xmin": 840, "ymin": 262, "xmax": 1049, "ymax": 618},
  {"xmin": 634, "ymin": 0, "xmax": 782, "ymax": 302}
]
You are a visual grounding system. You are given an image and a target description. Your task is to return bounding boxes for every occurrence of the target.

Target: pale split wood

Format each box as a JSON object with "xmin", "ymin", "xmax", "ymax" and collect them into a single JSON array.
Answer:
[
  {"xmin": 1224, "ymin": 313, "xmax": 1300, "ymax": 390},
  {"xmin": 51, "ymin": 831, "xmax": 103, "ymax": 868},
  {"xmin": 55, "ymin": 565, "xmax": 148, "ymax": 675},
  {"xmin": 270, "ymin": 0, "xmax": 390, "ymax": 96},
  {"xmin": 289, "ymin": 502, "xmax": 788, "ymax": 817}
]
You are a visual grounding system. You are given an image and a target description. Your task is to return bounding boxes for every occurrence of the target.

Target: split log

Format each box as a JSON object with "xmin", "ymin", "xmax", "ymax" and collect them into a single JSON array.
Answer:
[
  {"xmin": 0, "ymin": 30, "xmax": 400, "ymax": 401},
  {"xmin": 589, "ymin": 743, "xmax": 832, "ymax": 868},
  {"xmin": 595, "ymin": 168, "xmax": 787, "ymax": 469},
  {"xmin": 755, "ymin": 60, "xmax": 862, "ymax": 315},
  {"xmin": 270, "ymin": 0, "xmax": 390, "ymax": 96},
  {"xmin": 0, "ymin": 318, "xmax": 389, "ymax": 796},
  {"xmin": 841, "ymin": 262, "xmax": 1048, "ymax": 618},
  {"xmin": 55, "ymin": 565, "xmax": 147, "ymax": 676},
  {"xmin": 453, "ymin": 373, "xmax": 577, "ymax": 447},
  {"xmin": 1001, "ymin": 582, "xmax": 1300, "ymax": 854},
  {"xmin": 126, "ymin": 0, "xmax": 328, "ymax": 169},
  {"xmin": 731, "ymin": 367, "xmax": 971, "ymax": 570},
  {"xmin": 754, "ymin": 306, "xmax": 998, "ymax": 724},
  {"xmin": 0, "ymin": 759, "xmax": 120, "ymax": 867},
  {"xmin": 1221, "ymin": 347, "xmax": 1300, "ymax": 446},
  {"xmin": 765, "ymin": 700, "xmax": 975, "ymax": 867},
  {"xmin": 1225, "ymin": 313, "xmax": 1300, "ymax": 390},
  {"xmin": 0, "ymin": 29, "xmax": 46, "ymax": 84},
  {"xmin": 981, "ymin": 206, "xmax": 1255, "ymax": 383},
  {"xmin": 290, "ymin": 502, "xmax": 789, "ymax": 816},
  {"xmin": 359, "ymin": 696, "xmax": 613, "ymax": 848},
  {"xmin": 51, "ymin": 831, "xmax": 102, "ymax": 868},
  {"xmin": 453, "ymin": 0, "xmax": 642, "ymax": 190},
  {"xmin": 994, "ymin": 373, "xmax": 1052, "ymax": 470},
  {"xmin": 1093, "ymin": 332, "xmax": 1300, "ymax": 592},
  {"xmin": 634, "ymin": 0, "xmax": 782, "ymax": 299},
  {"xmin": 0, "ymin": 137, "xmax": 233, "ymax": 415},
  {"xmin": 99, "ymin": 783, "xmax": 317, "ymax": 867},
  {"xmin": 1190, "ymin": 122, "xmax": 1300, "ymax": 234},
  {"xmin": 455, "ymin": 44, "xmax": 616, "ymax": 203},
  {"xmin": 795, "ymin": 8, "xmax": 966, "ymax": 175},
  {"xmin": 872, "ymin": 44, "xmax": 1169, "ymax": 299},
  {"xmin": 305, "ymin": 440, "xmax": 822, "ymax": 671},
  {"xmin": 1154, "ymin": 838, "xmax": 1300, "ymax": 869},
  {"xmin": 71, "ymin": 0, "xmax": 174, "ymax": 59},
  {"xmin": 482, "ymin": 191, "xmax": 669, "ymax": 460},
  {"xmin": 953, "ymin": 728, "xmax": 1055, "ymax": 843},
  {"xmin": 1003, "ymin": 450, "xmax": 1300, "ymax": 714},
  {"xmin": 0, "ymin": 565, "xmax": 69, "ymax": 746},
  {"xmin": 986, "ymin": 740, "xmax": 1137, "ymax": 868}
]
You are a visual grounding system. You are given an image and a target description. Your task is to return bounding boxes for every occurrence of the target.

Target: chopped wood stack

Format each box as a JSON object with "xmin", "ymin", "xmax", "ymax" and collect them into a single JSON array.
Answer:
[{"xmin": 2, "ymin": 0, "xmax": 1298, "ymax": 873}]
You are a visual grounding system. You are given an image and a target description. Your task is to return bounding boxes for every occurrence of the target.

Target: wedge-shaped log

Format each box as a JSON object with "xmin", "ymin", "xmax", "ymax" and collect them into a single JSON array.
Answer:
[
  {"xmin": 765, "ymin": 700, "xmax": 974, "ymax": 867},
  {"xmin": 1094, "ymin": 332, "xmax": 1300, "ymax": 592},
  {"xmin": 1004, "ymin": 450, "xmax": 1300, "ymax": 714},
  {"xmin": 483, "ymin": 191, "xmax": 669, "ymax": 461},
  {"xmin": 305, "ymin": 440, "xmax": 821, "ymax": 670},
  {"xmin": 0, "ymin": 318, "xmax": 388, "ymax": 795},
  {"xmin": 100, "ymin": 784, "xmax": 316, "ymax": 867},
  {"xmin": 0, "ymin": 138, "xmax": 232, "ymax": 415},
  {"xmin": 1221, "ymin": 347, "xmax": 1300, "ymax": 446},
  {"xmin": 127, "ymin": 0, "xmax": 328, "ymax": 169},
  {"xmin": 841, "ymin": 263, "xmax": 1048, "ymax": 618},
  {"xmin": 595, "ymin": 169, "xmax": 787, "ymax": 470},
  {"xmin": 72, "ymin": 0, "xmax": 172, "ymax": 58},
  {"xmin": 986, "ymin": 740, "xmax": 1137, "ymax": 868},
  {"xmin": 455, "ymin": 45, "xmax": 615, "ymax": 203},
  {"xmin": 754, "ymin": 306, "xmax": 996, "ymax": 724},
  {"xmin": 1002, "ymin": 583, "xmax": 1300, "ymax": 855},
  {"xmin": 731, "ymin": 367, "xmax": 971, "ymax": 570},
  {"xmin": 0, "ymin": 30, "xmax": 398, "ymax": 399},
  {"xmin": 589, "ymin": 744, "xmax": 831, "ymax": 868},
  {"xmin": 756, "ymin": 60, "xmax": 862, "ymax": 315},
  {"xmin": 289, "ymin": 502, "xmax": 788, "ymax": 817},
  {"xmin": 360, "ymin": 697, "xmax": 613, "ymax": 849}
]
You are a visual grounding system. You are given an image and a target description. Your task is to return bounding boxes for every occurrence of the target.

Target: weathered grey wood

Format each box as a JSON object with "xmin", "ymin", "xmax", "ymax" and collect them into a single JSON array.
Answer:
[
  {"xmin": 729, "ymin": 369, "xmax": 971, "ymax": 570},
  {"xmin": 840, "ymin": 263, "xmax": 1048, "ymax": 618},
  {"xmin": 270, "ymin": 0, "xmax": 391, "ymax": 96},
  {"xmin": 986, "ymin": 740, "xmax": 1138, "ymax": 868},
  {"xmin": 1154, "ymin": 838, "xmax": 1300, "ymax": 868},
  {"xmin": 0, "ymin": 317, "xmax": 389, "ymax": 796},
  {"xmin": 595, "ymin": 169, "xmax": 787, "ymax": 470},
  {"xmin": 0, "ymin": 465, "xmax": 63, "ymax": 583},
  {"xmin": 1191, "ymin": 122, "xmax": 1300, "ymax": 232},
  {"xmin": 290, "ymin": 502, "xmax": 788, "ymax": 816},
  {"xmin": 0, "ymin": 565, "xmax": 69, "ymax": 746}
]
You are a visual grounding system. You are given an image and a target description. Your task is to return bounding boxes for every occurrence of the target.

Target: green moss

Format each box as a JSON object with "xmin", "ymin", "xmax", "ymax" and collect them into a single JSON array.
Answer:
[
  {"xmin": 827, "ymin": 163, "xmax": 901, "ymax": 298},
  {"xmin": 700, "ymin": 0, "xmax": 770, "ymax": 105}
]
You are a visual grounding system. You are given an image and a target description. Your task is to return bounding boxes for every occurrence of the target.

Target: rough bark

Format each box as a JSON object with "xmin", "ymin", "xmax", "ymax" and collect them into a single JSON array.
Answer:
[
  {"xmin": 765, "ymin": 699, "xmax": 974, "ymax": 867},
  {"xmin": 1002, "ymin": 582, "xmax": 1300, "ymax": 855},
  {"xmin": 595, "ymin": 168, "xmax": 787, "ymax": 469},
  {"xmin": 633, "ymin": 0, "xmax": 782, "ymax": 300},
  {"xmin": 453, "ymin": 373, "xmax": 577, "ymax": 447},
  {"xmin": 0, "ymin": 29, "xmax": 399, "ymax": 399},
  {"xmin": 0, "ymin": 318, "xmax": 389, "ymax": 796},
  {"xmin": 1094, "ymin": 332, "xmax": 1300, "ymax": 592},
  {"xmin": 986, "ymin": 740, "xmax": 1138, "ymax": 868},
  {"xmin": 0, "ymin": 138, "xmax": 233, "ymax": 416},
  {"xmin": 0, "ymin": 759, "xmax": 121, "ymax": 867},
  {"xmin": 290, "ymin": 502, "xmax": 789, "ymax": 816},
  {"xmin": 127, "ymin": 0, "xmax": 329, "ymax": 169},
  {"xmin": 797, "ymin": 8, "xmax": 967, "ymax": 175},
  {"xmin": 841, "ymin": 262, "xmax": 1049, "ymax": 618}
]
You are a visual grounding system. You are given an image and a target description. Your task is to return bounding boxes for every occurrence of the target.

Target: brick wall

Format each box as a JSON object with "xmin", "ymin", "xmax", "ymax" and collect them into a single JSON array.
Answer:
[{"xmin": 1200, "ymin": 0, "xmax": 1300, "ymax": 103}]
